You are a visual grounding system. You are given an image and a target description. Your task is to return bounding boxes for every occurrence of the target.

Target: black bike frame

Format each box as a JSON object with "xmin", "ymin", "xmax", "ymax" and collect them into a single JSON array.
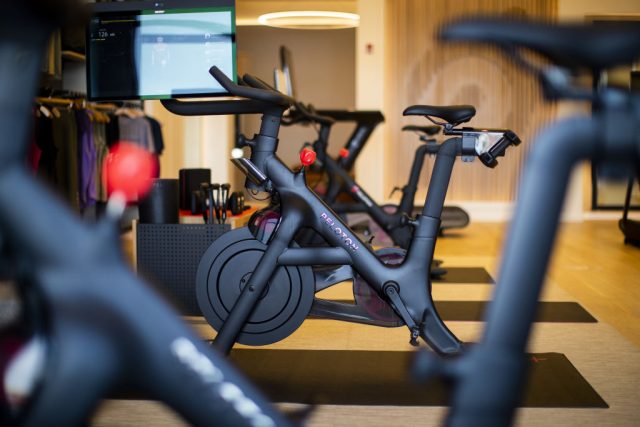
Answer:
[{"xmin": 318, "ymin": 128, "xmax": 436, "ymax": 248}]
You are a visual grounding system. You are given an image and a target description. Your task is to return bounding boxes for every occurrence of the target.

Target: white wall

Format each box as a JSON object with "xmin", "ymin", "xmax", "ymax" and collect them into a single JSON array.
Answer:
[
  {"xmin": 354, "ymin": 0, "xmax": 386, "ymax": 201},
  {"xmin": 182, "ymin": 115, "xmax": 235, "ymax": 184}
]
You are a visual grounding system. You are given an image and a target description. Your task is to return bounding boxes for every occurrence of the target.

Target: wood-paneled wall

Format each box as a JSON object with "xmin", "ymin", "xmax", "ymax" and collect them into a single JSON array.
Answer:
[
  {"xmin": 145, "ymin": 100, "xmax": 185, "ymax": 179},
  {"xmin": 384, "ymin": 0, "xmax": 557, "ymax": 202}
]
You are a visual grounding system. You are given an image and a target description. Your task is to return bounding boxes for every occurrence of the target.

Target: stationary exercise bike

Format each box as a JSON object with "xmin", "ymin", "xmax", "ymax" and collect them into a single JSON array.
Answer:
[
  {"xmin": 275, "ymin": 45, "xmax": 470, "ymax": 245},
  {"xmin": 283, "ymin": 102, "xmax": 447, "ymax": 252},
  {"xmin": 163, "ymin": 69, "xmax": 520, "ymax": 356},
  {"xmin": 411, "ymin": 18, "xmax": 640, "ymax": 426},
  {"xmin": 313, "ymin": 117, "xmax": 471, "ymax": 248},
  {"xmin": 0, "ymin": 2, "xmax": 291, "ymax": 426}
]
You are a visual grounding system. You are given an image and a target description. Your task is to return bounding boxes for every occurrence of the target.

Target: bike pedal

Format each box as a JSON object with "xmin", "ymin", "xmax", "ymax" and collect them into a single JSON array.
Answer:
[
  {"xmin": 409, "ymin": 328, "xmax": 420, "ymax": 347},
  {"xmin": 384, "ymin": 282, "xmax": 421, "ymax": 346}
]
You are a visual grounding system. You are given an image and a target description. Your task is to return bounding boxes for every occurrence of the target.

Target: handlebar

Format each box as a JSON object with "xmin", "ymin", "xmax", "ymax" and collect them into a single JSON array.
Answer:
[
  {"xmin": 219, "ymin": 69, "xmax": 334, "ymax": 128},
  {"xmin": 162, "ymin": 98, "xmax": 278, "ymax": 116},
  {"xmin": 239, "ymin": 72, "xmax": 335, "ymax": 127},
  {"xmin": 289, "ymin": 102, "xmax": 335, "ymax": 126},
  {"xmin": 209, "ymin": 66, "xmax": 294, "ymax": 107},
  {"xmin": 242, "ymin": 73, "xmax": 276, "ymax": 92}
]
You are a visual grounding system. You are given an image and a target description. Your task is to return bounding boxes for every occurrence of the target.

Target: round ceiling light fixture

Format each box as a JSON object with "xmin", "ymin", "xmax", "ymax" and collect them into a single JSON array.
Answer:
[{"xmin": 257, "ymin": 11, "xmax": 360, "ymax": 30}]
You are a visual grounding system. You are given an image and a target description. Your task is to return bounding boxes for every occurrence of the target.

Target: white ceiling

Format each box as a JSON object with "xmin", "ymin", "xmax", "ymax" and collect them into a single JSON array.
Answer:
[{"xmin": 236, "ymin": 0, "xmax": 357, "ymax": 26}]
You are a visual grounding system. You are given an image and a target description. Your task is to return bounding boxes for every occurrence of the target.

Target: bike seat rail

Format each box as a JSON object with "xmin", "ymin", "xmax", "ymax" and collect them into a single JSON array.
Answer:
[{"xmin": 402, "ymin": 124, "xmax": 441, "ymax": 138}]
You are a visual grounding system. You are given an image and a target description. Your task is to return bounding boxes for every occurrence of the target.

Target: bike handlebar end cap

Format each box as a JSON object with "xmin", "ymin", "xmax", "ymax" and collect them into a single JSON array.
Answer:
[{"xmin": 300, "ymin": 148, "xmax": 317, "ymax": 166}]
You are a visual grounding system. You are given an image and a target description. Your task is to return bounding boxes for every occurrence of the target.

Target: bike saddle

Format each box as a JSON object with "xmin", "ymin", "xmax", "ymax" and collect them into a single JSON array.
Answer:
[
  {"xmin": 403, "ymin": 105, "xmax": 476, "ymax": 127},
  {"xmin": 401, "ymin": 124, "xmax": 441, "ymax": 137},
  {"xmin": 440, "ymin": 18, "xmax": 640, "ymax": 71}
]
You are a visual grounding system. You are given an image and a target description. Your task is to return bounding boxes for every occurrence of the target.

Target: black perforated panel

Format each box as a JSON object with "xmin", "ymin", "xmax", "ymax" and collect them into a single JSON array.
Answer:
[{"xmin": 137, "ymin": 224, "xmax": 230, "ymax": 315}]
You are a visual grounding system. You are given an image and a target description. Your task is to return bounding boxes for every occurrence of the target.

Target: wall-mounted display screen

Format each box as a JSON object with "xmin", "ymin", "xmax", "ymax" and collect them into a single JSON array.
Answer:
[{"xmin": 87, "ymin": 0, "xmax": 236, "ymax": 101}]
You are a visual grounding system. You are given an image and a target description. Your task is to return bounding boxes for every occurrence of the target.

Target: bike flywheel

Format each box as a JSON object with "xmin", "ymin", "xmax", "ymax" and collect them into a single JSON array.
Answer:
[{"xmin": 196, "ymin": 227, "xmax": 315, "ymax": 345}]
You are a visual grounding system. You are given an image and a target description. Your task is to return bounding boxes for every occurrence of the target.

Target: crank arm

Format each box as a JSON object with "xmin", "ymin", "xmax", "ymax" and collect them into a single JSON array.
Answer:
[
  {"xmin": 309, "ymin": 298, "xmax": 403, "ymax": 327},
  {"xmin": 313, "ymin": 264, "xmax": 354, "ymax": 291}
]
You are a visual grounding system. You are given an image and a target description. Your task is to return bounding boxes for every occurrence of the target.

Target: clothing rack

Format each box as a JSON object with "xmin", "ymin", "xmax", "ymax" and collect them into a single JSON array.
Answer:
[
  {"xmin": 35, "ymin": 96, "xmax": 75, "ymax": 107},
  {"xmin": 35, "ymin": 96, "xmax": 119, "ymax": 111},
  {"xmin": 29, "ymin": 94, "xmax": 163, "ymax": 214}
]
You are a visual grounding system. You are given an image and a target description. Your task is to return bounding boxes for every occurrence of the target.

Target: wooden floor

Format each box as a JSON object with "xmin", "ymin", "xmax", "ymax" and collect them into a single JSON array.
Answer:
[
  {"xmin": 100, "ymin": 220, "xmax": 640, "ymax": 426},
  {"xmin": 435, "ymin": 221, "xmax": 640, "ymax": 346}
]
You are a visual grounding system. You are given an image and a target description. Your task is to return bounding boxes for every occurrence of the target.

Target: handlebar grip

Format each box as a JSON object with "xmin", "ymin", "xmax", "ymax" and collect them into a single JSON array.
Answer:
[
  {"xmin": 240, "ymin": 73, "xmax": 335, "ymax": 126},
  {"xmin": 209, "ymin": 66, "xmax": 293, "ymax": 107},
  {"xmin": 243, "ymin": 73, "xmax": 276, "ymax": 91}
]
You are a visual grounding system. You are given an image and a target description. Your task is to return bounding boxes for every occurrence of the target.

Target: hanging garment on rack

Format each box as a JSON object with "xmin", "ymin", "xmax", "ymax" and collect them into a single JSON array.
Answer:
[
  {"xmin": 76, "ymin": 109, "xmax": 98, "ymax": 209},
  {"xmin": 26, "ymin": 139, "xmax": 42, "ymax": 173},
  {"xmin": 93, "ymin": 119, "xmax": 109, "ymax": 203},
  {"xmin": 52, "ymin": 109, "xmax": 79, "ymax": 210},
  {"xmin": 146, "ymin": 116, "xmax": 164, "ymax": 178},
  {"xmin": 106, "ymin": 114, "xmax": 120, "ymax": 148},
  {"xmin": 117, "ymin": 115, "xmax": 155, "ymax": 153},
  {"xmin": 146, "ymin": 116, "xmax": 165, "ymax": 155},
  {"xmin": 42, "ymin": 30, "xmax": 61, "ymax": 79},
  {"xmin": 27, "ymin": 109, "xmax": 43, "ymax": 173},
  {"xmin": 35, "ymin": 113, "xmax": 57, "ymax": 184}
]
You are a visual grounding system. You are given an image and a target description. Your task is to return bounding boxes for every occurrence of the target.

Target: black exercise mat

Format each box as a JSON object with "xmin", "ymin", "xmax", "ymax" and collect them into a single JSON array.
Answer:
[
  {"xmin": 229, "ymin": 349, "xmax": 608, "ymax": 408},
  {"xmin": 433, "ymin": 267, "xmax": 494, "ymax": 284},
  {"xmin": 188, "ymin": 301, "xmax": 597, "ymax": 324},
  {"xmin": 432, "ymin": 301, "xmax": 596, "ymax": 323},
  {"xmin": 327, "ymin": 300, "xmax": 597, "ymax": 323}
]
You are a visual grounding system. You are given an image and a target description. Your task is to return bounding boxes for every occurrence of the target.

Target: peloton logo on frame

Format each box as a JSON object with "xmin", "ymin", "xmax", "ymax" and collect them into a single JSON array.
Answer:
[{"xmin": 320, "ymin": 212, "xmax": 360, "ymax": 252}]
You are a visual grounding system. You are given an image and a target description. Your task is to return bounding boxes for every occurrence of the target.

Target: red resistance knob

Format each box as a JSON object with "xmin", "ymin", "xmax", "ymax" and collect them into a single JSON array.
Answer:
[
  {"xmin": 105, "ymin": 142, "xmax": 155, "ymax": 201},
  {"xmin": 300, "ymin": 148, "xmax": 316, "ymax": 167},
  {"xmin": 339, "ymin": 148, "xmax": 350, "ymax": 158}
]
